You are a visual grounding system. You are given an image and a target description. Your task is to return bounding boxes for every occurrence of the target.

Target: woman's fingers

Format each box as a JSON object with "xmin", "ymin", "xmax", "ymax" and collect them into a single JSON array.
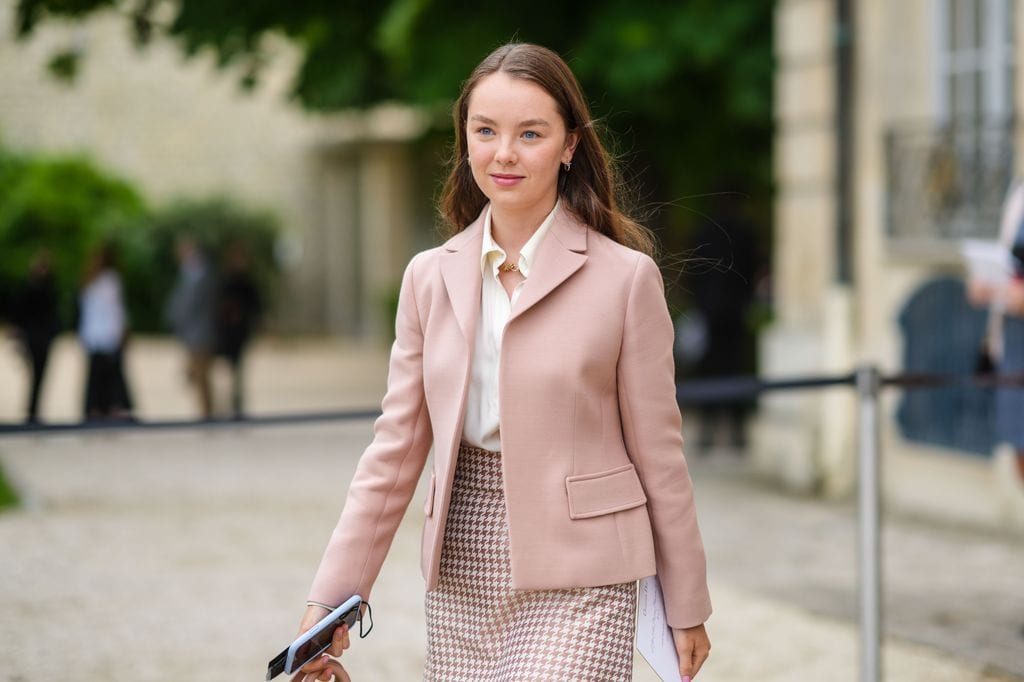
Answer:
[
  {"xmin": 327, "ymin": 624, "xmax": 350, "ymax": 656},
  {"xmin": 673, "ymin": 623, "xmax": 711, "ymax": 680},
  {"xmin": 293, "ymin": 654, "xmax": 349, "ymax": 682},
  {"xmin": 294, "ymin": 657, "xmax": 349, "ymax": 682},
  {"xmin": 319, "ymin": 659, "xmax": 351, "ymax": 682},
  {"xmin": 298, "ymin": 654, "xmax": 331, "ymax": 675},
  {"xmin": 690, "ymin": 638, "xmax": 711, "ymax": 678},
  {"xmin": 676, "ymin": 634, "xmax": 695, "ymax": 680}
]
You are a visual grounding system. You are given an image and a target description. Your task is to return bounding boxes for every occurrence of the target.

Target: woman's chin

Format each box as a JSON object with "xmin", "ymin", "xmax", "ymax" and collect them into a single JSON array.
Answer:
[{"xmin": 485, "ymin": 192, "xmax": 529, "ymax": 210}]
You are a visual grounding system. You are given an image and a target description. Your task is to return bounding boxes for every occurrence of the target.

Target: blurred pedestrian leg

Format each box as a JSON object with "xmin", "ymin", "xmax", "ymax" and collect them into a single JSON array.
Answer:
[{"xmin": 187, "ymin": 349, "xmax": 213, "ymax": 417}]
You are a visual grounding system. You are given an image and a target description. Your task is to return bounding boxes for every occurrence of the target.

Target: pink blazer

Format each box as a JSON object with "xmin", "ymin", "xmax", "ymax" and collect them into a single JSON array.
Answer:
[{"xmin": 309, "ymin": 205, "xmax": 712, "ymax": 629}]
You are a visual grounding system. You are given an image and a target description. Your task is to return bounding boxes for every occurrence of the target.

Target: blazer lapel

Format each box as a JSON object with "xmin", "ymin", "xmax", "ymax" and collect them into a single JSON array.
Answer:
[
  {"xmin": 439, "ymin": 212, "xmax": 485, "ymax": 345},
  {"xmin": 508, "ymin": 207, "xmax": 589, "ymax": 323}
]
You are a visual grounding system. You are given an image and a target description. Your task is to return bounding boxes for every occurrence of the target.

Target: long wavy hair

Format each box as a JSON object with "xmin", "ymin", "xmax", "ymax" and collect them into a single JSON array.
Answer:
[{"xmin": 439, "ymin": 43, "xmax": 655, "ymax": 257}]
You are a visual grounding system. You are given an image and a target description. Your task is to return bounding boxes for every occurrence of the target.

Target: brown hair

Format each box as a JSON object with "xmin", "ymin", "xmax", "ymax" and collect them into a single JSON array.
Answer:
[{"xmin": 439, "ymin": 43, "xmax": 655, "ymax": 257}]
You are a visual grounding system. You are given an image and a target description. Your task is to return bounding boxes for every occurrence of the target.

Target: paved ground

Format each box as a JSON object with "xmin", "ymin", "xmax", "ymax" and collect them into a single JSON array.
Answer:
[{"xmin": 0, "ymin": 337, "xmax": 1022, "ymax": 681}]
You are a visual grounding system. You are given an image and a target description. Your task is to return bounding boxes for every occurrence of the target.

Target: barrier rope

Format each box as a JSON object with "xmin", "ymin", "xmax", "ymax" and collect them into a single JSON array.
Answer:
[{"xmin": 1, "ymin": 371, "xmax": 1022, "ymax": 436}]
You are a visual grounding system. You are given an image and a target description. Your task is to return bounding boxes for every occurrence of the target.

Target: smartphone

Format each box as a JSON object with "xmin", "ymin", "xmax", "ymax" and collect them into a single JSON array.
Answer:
[{"xmin": 266, "ymin": 595, "xmax": 362, "ymax": 680}]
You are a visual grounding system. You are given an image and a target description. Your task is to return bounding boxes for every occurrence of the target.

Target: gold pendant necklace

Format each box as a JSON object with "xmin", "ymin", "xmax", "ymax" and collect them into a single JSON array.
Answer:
[{"xmin": 499, "ymin": 261, "xmax": 519, "ymax": 273}]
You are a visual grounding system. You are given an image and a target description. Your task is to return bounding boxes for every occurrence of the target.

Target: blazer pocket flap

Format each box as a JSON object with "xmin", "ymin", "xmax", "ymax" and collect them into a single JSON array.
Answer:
[
  {"xmin": 424, "ymin": 473, "xmax": 436, "ymax": 517},
  {"xmin": 566, "ymin": 464, "xmax": 647, "ymax": 520}
]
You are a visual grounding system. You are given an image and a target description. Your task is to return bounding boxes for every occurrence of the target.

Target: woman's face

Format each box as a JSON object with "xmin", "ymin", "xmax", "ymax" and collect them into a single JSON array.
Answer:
[{"xmin": 466, "ymin": 72, "xmax": 577, "ymax": 217}]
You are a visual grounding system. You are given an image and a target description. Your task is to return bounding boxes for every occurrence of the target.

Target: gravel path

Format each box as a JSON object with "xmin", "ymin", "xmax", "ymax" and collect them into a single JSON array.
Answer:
[{"xmin": 0, "ymin": 339, "xmax": 1021, "ymax": 681}]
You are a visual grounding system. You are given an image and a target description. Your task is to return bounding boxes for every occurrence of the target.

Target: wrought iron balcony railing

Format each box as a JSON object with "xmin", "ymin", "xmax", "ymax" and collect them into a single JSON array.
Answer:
[{"xmin": 885, "ymin": 121, "xmax": 1016, "ymax": 243}]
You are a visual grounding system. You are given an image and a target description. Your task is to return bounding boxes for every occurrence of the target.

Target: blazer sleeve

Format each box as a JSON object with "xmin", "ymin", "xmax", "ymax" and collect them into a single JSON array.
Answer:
[
  {"xmin": 307, "ymin": 252, "xmax": 434, "ymax": 607},
  {"xmin": 617, "ymin": 253, "xmax": 712, "ymax": 629}
]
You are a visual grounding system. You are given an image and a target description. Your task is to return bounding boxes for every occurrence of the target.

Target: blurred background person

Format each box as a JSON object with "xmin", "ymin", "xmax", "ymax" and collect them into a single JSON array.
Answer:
[
  {"xmin": 166, "ymin": 237, "xmax": 218, "ymax": 419},
  {"xmin": 9, "ymin": 249, "xmax": 61, "ymax": 423},
  {"xmin": 217, "ymin": 241, "xmax": 263, "ymax": 417},
  {"xmin": 969, "ymin": 179, "xmax": 1024, "ymax": 485},
  {"xmin": 78, "ymin": 243, "xmax": 133, "ymax": 420}
]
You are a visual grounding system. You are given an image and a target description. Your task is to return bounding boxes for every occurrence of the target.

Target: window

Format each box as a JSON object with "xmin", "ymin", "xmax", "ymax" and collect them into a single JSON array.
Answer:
[
  {"xmin": 886, "ymin": 0, "xmax": 1015, "ymax": 243},
  {"xmin": 936, "ymin": 0, "xmax": 1014, "ymax": 125}
]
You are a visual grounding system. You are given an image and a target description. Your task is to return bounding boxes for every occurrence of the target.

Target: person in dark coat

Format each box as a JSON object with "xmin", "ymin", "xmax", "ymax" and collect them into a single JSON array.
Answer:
[
  {"xmin": 217, "ymin": 242, "xmax": 263, "ymax": 417},
  {"xmin": 11, "ymin": 251, "xmax": 61, "ymax": 422}
]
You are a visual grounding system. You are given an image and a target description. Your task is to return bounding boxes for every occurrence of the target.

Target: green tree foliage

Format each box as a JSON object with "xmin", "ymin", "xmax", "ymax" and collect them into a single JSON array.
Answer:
[
  {"xmin": 0, "ymin": 144, "xmax": 279, "ymax": 333},
  {"xmin": 127, "ymin": 198, "xmax": 280, "ymax": 332},
  {"xmin": 0, "ymin": 147, "xmax": 146, "ymax": 323},
  {"xmin": 14, "ymin": 0, "xmax": 774, "ymax": 243}
]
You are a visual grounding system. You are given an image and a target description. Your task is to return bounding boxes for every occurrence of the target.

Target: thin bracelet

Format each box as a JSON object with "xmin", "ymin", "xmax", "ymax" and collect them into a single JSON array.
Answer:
[{"xmin": 306, "ymin": 600, "xmax": 334, "ymax": 610}]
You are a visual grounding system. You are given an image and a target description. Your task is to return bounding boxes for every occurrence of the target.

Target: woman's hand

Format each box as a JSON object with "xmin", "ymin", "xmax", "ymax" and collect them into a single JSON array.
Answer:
[
  {"xmin": 290, "ymin": 605, "xmax": 352, "ymax": 682},
  {"xmin": 672, "ymin": 623, "xmax": 711, "ymax": 680},
  {"xmin": 967, "ymin": 279, "xmax": 996, "ymax": 307},
  {"xmin": 291, "ymin": 654, "xmax": 349, "ymax": 682},
  {"xmin": 967, "ymin": 278, "xmax": 1024, "ymax": 315},
  {"xmin": 1006, "ymin": 280, "xmax": 1024, "ymax": 315}
]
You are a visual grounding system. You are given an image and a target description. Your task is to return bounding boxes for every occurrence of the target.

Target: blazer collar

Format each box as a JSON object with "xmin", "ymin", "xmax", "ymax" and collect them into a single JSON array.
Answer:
[
  {"xmin": 440, "ymin": 210, "xmax": 485, "ymax": 345},
  {"xmin": 439, "ymin": 203, "xmax": 590, "ymax": 342},
  {"xmin": 508, "ymin": 203, "xmax": 588, "ymax": 323}
]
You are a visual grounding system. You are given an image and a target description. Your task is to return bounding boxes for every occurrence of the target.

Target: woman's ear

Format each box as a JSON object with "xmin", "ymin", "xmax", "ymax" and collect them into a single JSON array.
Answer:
[{"xmin": 563, "ymin": 130, "xmax": 580, "ymax": 163}]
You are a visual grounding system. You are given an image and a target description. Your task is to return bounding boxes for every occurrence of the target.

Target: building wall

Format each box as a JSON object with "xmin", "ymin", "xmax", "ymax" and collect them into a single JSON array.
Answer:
[
  {"xmin": 0, "ymin": 7, "xmax": 427, "ymax": 338},
  {"xmin": 769, "ymin": 0, "xmax": 1024, "ymax": 530},
  {"xmin": 757, "ymin": 0, "xmax": 853, "ymax": 493}
]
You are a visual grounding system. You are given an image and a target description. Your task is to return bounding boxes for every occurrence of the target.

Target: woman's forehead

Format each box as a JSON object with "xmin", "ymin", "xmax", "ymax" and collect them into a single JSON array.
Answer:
[{"xmin": 467, "ymin": 72, "xmax": 561, "ymax": 126}]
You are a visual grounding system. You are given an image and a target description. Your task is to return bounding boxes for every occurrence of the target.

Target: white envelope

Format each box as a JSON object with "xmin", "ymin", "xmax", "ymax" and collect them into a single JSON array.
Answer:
[
  {"xmin": 636, "ymin": 575, "xmax": 681, "ymax": 682},
  {"xmin": 961, "ymin": 239, "xmax": 1014, "ymax": 285}
]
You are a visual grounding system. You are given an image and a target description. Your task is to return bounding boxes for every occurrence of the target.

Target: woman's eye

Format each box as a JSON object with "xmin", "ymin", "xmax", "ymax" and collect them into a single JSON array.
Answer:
[
  {"xmin": 522, "ymin": 131, "xmax": 540, "ymax": 140},
  {"xmin": 476, "ymin": 127, "xmax": 493, "ymax": 136}
]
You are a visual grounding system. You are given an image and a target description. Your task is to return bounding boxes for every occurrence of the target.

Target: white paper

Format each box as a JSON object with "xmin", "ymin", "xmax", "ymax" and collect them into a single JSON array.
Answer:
[
  {"xmin": 636, "ymin": 575, "xmax": 681, "ymax": 682},
  {"xmin": 961, "ymin": 239, "xmax": 1014, "ymax": 285}
]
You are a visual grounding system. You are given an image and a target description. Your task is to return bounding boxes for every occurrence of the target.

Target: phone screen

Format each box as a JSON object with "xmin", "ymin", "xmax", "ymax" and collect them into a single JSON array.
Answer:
[{"xmin": 290, "ymin": 606, "xmax": 360, "ymax": 671}]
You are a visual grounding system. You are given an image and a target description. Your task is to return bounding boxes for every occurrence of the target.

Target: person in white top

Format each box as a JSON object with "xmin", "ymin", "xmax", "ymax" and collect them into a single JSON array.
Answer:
[{"xmin": 78, "ymin": 244, "xmax": 133, "ymax": 419}]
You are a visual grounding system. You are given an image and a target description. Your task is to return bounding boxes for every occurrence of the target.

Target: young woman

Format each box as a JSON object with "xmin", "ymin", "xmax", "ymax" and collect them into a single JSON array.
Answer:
[{"xmin": 293, "ymin": 43, "xmax": 712, "ymax": 682}]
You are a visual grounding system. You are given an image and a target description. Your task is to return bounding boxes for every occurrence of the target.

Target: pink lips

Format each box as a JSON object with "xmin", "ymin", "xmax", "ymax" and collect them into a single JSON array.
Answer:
[{"xmin": 490, "ymin": 173, "xmax": 524, "ymax": 188}]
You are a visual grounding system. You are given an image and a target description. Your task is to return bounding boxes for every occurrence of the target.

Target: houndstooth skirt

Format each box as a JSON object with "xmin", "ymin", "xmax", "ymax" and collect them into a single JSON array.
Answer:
[{"xmin": 423, "ymin": 443, "xmax": 636, "ymax": 682}]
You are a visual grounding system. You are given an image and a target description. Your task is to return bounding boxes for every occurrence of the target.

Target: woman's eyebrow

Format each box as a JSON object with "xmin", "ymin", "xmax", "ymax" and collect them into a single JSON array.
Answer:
[{"xmin": 469, "ymin": 115, "xmax": 551, "ymax": 128}]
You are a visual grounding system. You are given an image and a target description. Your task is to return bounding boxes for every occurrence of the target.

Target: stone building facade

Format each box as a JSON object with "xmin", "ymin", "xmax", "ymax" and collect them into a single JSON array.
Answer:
[
  {"xmin": 0, "ymin": 6, "xmax": 438, "ymax": 339},
  {"xmin": 766, "ymin": 0, "xmax": 1023, "ymax": 529}
]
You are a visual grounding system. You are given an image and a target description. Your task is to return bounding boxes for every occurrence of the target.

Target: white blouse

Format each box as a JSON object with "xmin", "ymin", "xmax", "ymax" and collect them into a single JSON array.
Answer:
[
  {"xmin": 461, "ymin": 200, "xmax": 561, "ymax": 451},
  {"xmin": 78, "ymin": 270, "xmax": 127, "ymax": 353}
]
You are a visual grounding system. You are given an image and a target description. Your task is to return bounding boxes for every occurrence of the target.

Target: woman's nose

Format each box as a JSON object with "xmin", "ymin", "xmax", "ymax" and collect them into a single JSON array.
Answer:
[{"xmin": 494, "ymin": 137, "xmax": 517, "ymax": 165}]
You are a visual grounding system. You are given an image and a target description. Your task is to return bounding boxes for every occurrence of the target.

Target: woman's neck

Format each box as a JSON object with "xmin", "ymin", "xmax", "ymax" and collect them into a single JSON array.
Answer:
[{"xmin": 490, "ymin": 197, "xmax": 558, "ymax": 252}]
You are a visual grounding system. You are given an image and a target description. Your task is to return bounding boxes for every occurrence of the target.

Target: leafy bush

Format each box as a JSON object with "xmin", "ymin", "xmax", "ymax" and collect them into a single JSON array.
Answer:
[
  {"xmin": 0, "ymin": 144, "xmax": 280, "ymax": 333},
  {"xmin": 0, "ymin": 149, "xmax": 146, "ymax": 325},
  {"xmin": 0, "ymin": 459, "xmax": 18, "ymax": 511},
  {"xmin": 126, "ymin": 198, "xmax": 280, "ymax": 332}
]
